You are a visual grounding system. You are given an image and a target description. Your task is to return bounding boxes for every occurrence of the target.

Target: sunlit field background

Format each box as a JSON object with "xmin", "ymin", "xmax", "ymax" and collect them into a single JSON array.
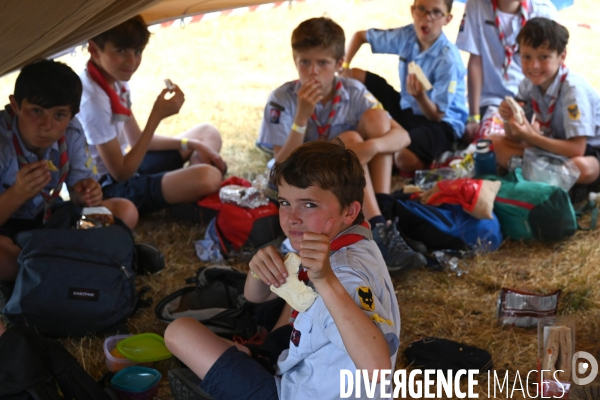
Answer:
[{"xmin": 1, "ymin": 1, "xmax": 599, "ymax": 398}]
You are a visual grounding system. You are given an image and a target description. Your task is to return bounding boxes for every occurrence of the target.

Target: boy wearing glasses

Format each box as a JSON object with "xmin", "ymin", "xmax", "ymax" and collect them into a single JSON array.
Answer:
[
  {"xmin": 456, "ymin": 0, "xmax": 557, "ymax": 141},
  {"xmin": 343, "ymin": 0, "xmax": 467, "ymax": 173}
]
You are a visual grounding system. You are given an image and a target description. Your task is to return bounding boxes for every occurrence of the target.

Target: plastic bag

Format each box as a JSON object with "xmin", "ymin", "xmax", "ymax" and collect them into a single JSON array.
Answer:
[
  {"xmin": 475, "ymin": 106, "xmax": 505, "ymax": 140},
  {"xmin": 522, "ymin": 147, "xmax": 580, "ymax": 191},
  {"xmin": 414, "ymin": 168, "xmax": 457, "ymax": 190}
]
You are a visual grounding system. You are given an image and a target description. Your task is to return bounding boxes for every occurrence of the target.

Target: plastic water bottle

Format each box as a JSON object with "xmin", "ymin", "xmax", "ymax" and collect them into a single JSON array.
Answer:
[{"xmin": 474, "ymin": 139, "xmax": 497, "ymax": 176}]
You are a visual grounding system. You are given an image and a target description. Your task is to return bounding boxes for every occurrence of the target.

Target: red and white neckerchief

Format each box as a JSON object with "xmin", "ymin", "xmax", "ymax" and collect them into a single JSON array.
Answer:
[
  {"xmin": 86, "ymin": 60, "xmax": 132, "ymax": 122},
  {"xmin": 310, "ymin": 78, "xmax": 343, "ymax": 141},
  {"xmin": 531, "ymin": 67, "xmax": 569, "ymax": 136},
  {"xmin": 289, "ymin": 221, "xmax": 371, "ymax": 325},
  {"xmin": 492, "ymin": 0, "xmax": 529, "ymax": 80},
  {"xmin": 6, "ymin": 108, "xmax": 69, "ymax": 221}
]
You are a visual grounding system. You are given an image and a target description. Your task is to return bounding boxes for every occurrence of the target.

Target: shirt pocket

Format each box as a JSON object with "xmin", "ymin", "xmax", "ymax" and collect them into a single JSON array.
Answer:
[{"xmin": 288, "ymin": 313, "xmax": 314, "ymax": 360}]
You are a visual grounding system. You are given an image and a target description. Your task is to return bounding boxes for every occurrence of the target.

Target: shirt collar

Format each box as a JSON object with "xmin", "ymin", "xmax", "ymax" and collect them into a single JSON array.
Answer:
[
  {"xmin": 541, "ymin": 64, "xmax": 569, "ymax": 100},
  {"xmin": 412, "ymin": 27, "xmax": 448, "ymax": 59}
]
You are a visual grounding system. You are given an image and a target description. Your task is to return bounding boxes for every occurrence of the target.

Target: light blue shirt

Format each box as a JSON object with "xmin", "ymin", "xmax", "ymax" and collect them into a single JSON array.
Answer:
[
  {"xmin": 367, "ymin": 25, "xmax": 468, "ymax": 138},
  {"xmin": 0, "ymin": 109, "xmax": 95, "ymax": 220},
  {"xmin": 518, "ymin": 66, "xmax": 600, "ymax": 148},
  {"xmin": 274, "ymin": 226, "xmax": 401, "ymax": 400},
  {"xmin": 257, "ymin": 77, "xmax": 383, "ymax": 149},
  {"xmin": 456, "ymin": 0, "xmax": 557, "ymax": 108}
]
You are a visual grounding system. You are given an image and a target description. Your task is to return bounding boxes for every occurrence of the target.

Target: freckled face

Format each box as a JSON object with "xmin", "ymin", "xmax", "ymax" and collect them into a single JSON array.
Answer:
[{"xmin": 277, "ymin": 182, "xmax": 347, "ymax": 251}]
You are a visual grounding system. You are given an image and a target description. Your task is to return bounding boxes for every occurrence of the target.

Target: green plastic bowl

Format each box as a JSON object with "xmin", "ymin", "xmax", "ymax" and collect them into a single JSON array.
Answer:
[{"xmin": 116, "ymin": 333, "xmax": 172, "ymax": 363}]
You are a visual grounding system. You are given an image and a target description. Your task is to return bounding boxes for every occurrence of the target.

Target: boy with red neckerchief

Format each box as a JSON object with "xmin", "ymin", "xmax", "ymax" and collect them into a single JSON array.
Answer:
[
  {"xmin": 257, "ymin": 17, "xmax": 427, "ymax": 276},
  {"xmin": 456, "ymin": 0, "xmax": 556, "ymax": 141},
  {"xmin": 165, "ymin": 140, "xmax": 400, "ymax": 400},
  {"xmin": 78, "ymin": 16, "xmax": 226, "ymax": 215},
  {"xmin": 0, "ymin": 60, "xmax": 138, "ymax": 284},
  {"xmin": 491, "ymin": 17, "xmax": 600, "ymax": 184}
]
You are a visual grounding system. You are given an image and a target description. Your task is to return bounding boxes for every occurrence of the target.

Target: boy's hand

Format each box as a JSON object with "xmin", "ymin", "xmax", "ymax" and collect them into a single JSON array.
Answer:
[
  {"xmin": 249, "ymin": 246, "xmax": 288, "ymax": 288},
  {"xmin": 406, "ymin": 74, "xmax": 425, "ymax": 99},
  {"xmin": 152, "ymin": 85, "xmax": 185, "ymax": 120},
  {"xmin": 73, "ymin": 178, "xmax": 103, "ymax": 207},
  {"xmin": 300, "ymin": 218, "xmax": 335, "ymax": 284},
  {"xmin": 465, "ymin": 121, "xmax": 481, "ymax": 142},
  {"xmin": 188, "ymin": 140, "xmax": 227, "ymax": 175},
  {"xmin": 295, "ymin": 80, "xmax": 323, "ymax": 125},
  {"xmin": 498, "ymin": 100, "xmax": 513, "ymax": 121},
  {"xmin": 11, "ymin": 161, "xmax": 51, "ymax": 201}
]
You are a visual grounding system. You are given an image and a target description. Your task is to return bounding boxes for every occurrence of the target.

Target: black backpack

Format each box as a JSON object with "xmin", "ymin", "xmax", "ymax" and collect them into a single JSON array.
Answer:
[
  {"xmin": 0, "ymin": 324, "xmax": 114, "ymax": 399},
  {"xmin": 2, "ymin": 204, "xmax": 137, "ymax": 337},
  {"xmin": 155, "ymin": 265, "xmax": 257, "ymax": 340}
]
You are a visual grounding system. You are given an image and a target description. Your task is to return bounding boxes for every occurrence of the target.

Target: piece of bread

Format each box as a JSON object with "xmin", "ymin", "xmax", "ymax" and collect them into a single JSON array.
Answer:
[
  {"xmin": 164, "ymin": 78, "xmax": 175, "ymax": 90},
  {"xmin": 46, "ymin": 160, "xmax": 58, "ymax": 172},
  {"xmin": 408, "ymin": 61, "xmax": 433, "ymax": 91},
  {"xmin": 505, "ymin": 96, "xmax": 525, "ymax": 124},
  {"xmin": 270, "ymin": 253, "xmax": 318, "ymax": 312}
]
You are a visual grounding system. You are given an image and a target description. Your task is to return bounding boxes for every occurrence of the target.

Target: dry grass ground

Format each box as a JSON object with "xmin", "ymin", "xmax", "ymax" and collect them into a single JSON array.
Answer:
[{"xmin": 1, "ymin": 0, "xmax": 600, "ymax": 398}]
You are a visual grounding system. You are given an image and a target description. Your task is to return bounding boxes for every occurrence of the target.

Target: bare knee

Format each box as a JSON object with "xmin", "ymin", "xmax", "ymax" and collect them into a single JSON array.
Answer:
[
  {"xmin": 338, "ymin": 130, "xmax": 364, "ymax": 147},
  {"xmin": 358, "ymin": 109, "xmax": 389, "ymax": 139},
  {"xmin": 195, "ymin": 165, "xmax": 223, "ymax": 197},
  {"xmin": 165, "ymin": 317, "xmax": 198, "ymax": 355},
  {"xmin": 187, "ymin": 124, "xmax": 223, "ymax": 150},
  {"xmin": 394, "ymin": 149, "xmax": 424, "ymax": 172},
  {"xmin": 102, "ymin": 198, "xmax": 139, "ymax": 229}
]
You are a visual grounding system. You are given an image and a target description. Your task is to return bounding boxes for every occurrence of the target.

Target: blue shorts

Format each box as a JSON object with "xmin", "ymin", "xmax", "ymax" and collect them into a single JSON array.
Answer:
[
  {"xmin": 200, "ymin": 346, "xmax": 278, "ymax": 400},
  {"xmin": 101, "ymin": 150, "xmax": 184, "ymax": 215}
]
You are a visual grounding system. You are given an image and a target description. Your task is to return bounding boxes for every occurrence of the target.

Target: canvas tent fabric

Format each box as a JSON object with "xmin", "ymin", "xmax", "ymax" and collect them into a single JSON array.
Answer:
[{"xmin": 0, "ymin": 0, "xmax": 276, "ymax": 77}]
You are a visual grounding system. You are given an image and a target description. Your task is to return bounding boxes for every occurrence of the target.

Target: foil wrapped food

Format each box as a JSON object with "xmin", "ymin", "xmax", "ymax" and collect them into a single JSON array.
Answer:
[{"xmin": 219, "ymin": 184, "xmax": 269, "ymax": 209}]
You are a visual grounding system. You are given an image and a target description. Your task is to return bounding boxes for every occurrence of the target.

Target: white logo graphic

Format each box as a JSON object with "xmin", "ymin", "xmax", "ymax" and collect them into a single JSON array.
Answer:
[{"xmin": 572, "ymin": 351, "xmax": 598, "ymax": 385}]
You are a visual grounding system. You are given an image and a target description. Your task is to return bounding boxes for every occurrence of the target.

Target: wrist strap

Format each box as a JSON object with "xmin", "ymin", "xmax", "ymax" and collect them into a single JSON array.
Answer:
[
  {"xmin": 181, "ymin": 138, "xmax": 189, "ymax": 151},
  {"xmin": 467, "ymin": 114, "xmax": 481, "ymax": 123},
  {"xmin": 292, "ymin": 122, "xmax": 307, "ymax": 134}
]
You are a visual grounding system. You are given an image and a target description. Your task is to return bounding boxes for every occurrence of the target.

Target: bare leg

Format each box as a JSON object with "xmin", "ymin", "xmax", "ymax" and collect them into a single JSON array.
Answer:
[
  {"xmin": 164, "ymin": 317, "xmax": 237, "ymax": 380},
  {"xmin": 0, "ymin": 237, "xmax": 20, "ymax": 281},
  {"xmin": 101, "ymin": 198, "xmax": 139, "ymax": 229},
  {"xmin": 337, "ymin": 131, "xmax": 383, "ymax": 220},
  {"xmin": 394, "ymin": 148, "xmax": 426, "ymax": 172},
  {"xmin": 348, "ymin": 68, "xmax": 367, "ymax": 84},
  {"xmin": 176, "ymin": 124, "xmax": 223, "ymax": 165},
  {"xmin": 161, "ymin": 165, "xmax": 222, "ymax": 204},
  {"xmin": 489, "ymin": 134, "xmax": 526, "ymax": 169},
  {"xmin": 572, "ymin": 156, "xmax": 600, "ymax": 184}
]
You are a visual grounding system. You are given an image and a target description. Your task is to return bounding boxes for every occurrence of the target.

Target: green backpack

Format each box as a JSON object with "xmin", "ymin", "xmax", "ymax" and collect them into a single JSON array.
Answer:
[{"xmin": 483, "ymin": 168, "xmax": 577, "ymax": 241}]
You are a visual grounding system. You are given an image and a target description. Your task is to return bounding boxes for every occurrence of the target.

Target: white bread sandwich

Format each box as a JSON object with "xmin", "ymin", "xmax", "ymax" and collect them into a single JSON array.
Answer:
[
  {"xmin": 408, "ymin": 61, "xmax": 433, "ymax": 91},
  {"xmin": 270, "ymin": 253, "xmax": 318, "ymax": 312},
  {"xmin": 505, "ymin": 96, "xmax": 525, "ymax": 124}
]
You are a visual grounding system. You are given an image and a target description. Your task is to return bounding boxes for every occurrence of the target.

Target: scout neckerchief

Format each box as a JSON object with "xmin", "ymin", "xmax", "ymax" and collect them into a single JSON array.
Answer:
[
  {"xmin": 310, "ymin": 78, "xmax": 343, "ymax": 141},
  {"xmin": 86, "ymin": 60, "xmax": 132, "ymax": 121},
  {"xmin": 492, "ymin": 0, "xmax": 528, "ymax": 80},
  {"xmin": 290, "ymin": 221, "xmax": 372, "ymax": 325},
  {"xmin": 5, "ymin": 107, "xmax": 69, "ymax": 221},
  {"xmin": 531, "ymin": 67, "xmax": 569, "ymax": 136}
]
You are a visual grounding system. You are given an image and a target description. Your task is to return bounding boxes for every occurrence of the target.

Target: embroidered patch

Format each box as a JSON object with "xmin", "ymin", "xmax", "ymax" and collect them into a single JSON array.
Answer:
[
  {"xmin": 291, "ymin": 328, "xmax": 301, "ymax": 347},
  {"xmin": 365, "ymin": 93, "xmax": 383, "ymax": 110},
  {"xmin": 448, "ymin": 81, "xmax": 457, "ymax": 94},
  {"xmin": 567, "ymin": 104, "xmax": 581, "ymax": 120},
  {"xmin": 269, "ymin": 108, "xmax": 281, "ymax": 124},
  {"xmin": 357, "ymin": 286, "xmax": 375, "ymax": 311},
  {"xmin": 370, "ymin": 313, "xmax": 394, "ymax": 326}
]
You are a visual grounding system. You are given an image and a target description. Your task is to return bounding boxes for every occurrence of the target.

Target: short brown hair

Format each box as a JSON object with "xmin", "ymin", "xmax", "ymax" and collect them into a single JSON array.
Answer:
[
  {"xmin": 291, "ymin": 18, "xmax": 345, "ymax": 60},
  {"xmin": 517, "ymin": 17, "xmax": 569, "ymax": 54},
  {"xmin": 413, "ymin": 0, "xmax": 453, "ymax": 14},
  {"xmin": 91, "ymin": 15, "xmax": 150, "ymax": 50},
  {"xmin": 272, "ymin": 140, "xmax": 365, "ymax": 224}
]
